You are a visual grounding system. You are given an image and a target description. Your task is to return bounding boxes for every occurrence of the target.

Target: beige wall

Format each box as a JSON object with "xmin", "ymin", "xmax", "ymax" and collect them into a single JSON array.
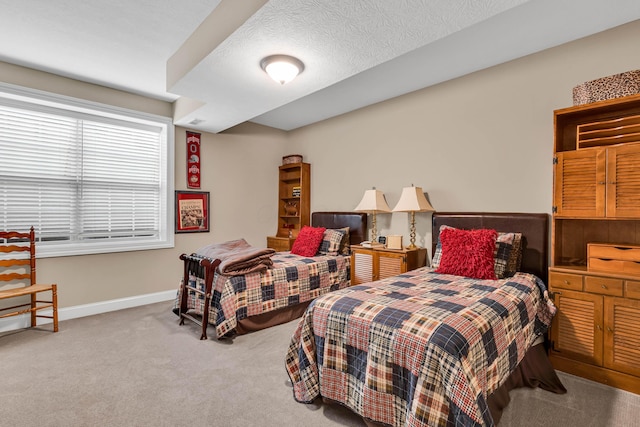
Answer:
[
  {"xmin": 288, "ymin": 20, "xmax": 640, "ymax": 252},
  {"xmin": 1, "ymin": 19, "xmax": 639, "ymax": 314}
]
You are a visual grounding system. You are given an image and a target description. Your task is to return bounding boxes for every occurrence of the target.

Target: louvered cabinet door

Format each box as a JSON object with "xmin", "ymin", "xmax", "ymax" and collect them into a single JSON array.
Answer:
[
  {"xmin": 554, "ymin": 149, "xmax": 606, "ymax": 217},
  {"xmin": 606, "ymin": 144, "xmax": 640, "ymax": 218},
  {"xmin": 604, "ymin": 297, "xmax": 640, "ymax": 377},
  {"xmin": 351, "ymin": 250, "xmax": 374, "ymax": 285},
  {"xmin": 378, "ymin": 252, "xmax": 406, "ymax": 280},
  {"xmin": 550, "ymin": 289, "xmax": 604, "ymax": 366}
]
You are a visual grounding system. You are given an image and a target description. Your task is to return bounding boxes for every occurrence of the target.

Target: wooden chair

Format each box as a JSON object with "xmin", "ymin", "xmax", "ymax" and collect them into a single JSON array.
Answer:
[{"xmin": 0, "ymin": 227, "xmax": 58, "ymax": 332}]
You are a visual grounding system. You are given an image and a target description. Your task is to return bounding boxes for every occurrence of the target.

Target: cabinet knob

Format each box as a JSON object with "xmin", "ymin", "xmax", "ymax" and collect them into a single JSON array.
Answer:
[
  {"xmin": 564, "ymin": 280, "xmax": 570, "ymax": 285},
  {"xmin": 601, "ymin": 284, "xmax": 608, "ymax": 289},
  {"xmin": 596, "ymin": 325, "xmax": 602, "ymax": 331},
  {"xmin": 607, "ymin": 327, "xmax": 614, "ymax": 333},
  {"xmin": 598, "ymin": 181, "xmax": 606, "ymax": 185}
]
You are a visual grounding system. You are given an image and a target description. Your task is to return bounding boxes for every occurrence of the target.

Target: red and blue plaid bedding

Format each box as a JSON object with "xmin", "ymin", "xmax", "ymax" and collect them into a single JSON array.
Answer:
[
  {"xmin": 175, "ymin": 252, "xmax": 350, "ymax": 338},
  {"xmin": 285, "ymin": 269, "xmax": 556, "ymax": 427}
]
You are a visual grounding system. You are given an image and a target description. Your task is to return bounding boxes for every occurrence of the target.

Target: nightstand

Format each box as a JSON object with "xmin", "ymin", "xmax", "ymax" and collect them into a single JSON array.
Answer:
[
  {"xmin": 350, "ymin": 245, "xmax": 427, "ymax": 285},
  {"xmin": 267, "ymin": 236, "xmax": 295, "ymax": 252}
]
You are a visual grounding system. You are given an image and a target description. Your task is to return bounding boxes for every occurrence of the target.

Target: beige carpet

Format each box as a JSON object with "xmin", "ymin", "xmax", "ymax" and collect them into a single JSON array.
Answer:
[{"xmin": 1, "ymin": 302, "xmax": 639, "ymax": 427}]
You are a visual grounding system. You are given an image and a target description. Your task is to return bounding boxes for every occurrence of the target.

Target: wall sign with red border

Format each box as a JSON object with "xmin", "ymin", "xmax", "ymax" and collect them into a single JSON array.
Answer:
[{"xmin": 186, "ymin": 131, "xmax": 201, "ymax": 189}]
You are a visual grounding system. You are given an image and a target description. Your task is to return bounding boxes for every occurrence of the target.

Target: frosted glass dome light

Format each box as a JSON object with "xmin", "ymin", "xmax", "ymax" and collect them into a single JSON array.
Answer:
[{"xmin": 261, "ymin": 55, "xmax": 304, "ymax": 85}]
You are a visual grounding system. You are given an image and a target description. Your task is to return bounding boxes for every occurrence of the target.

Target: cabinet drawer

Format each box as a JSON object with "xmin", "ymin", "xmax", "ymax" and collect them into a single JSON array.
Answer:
[
  {"xmin": 589, "ymin": 257, "xmax": 640, "ymax": 275},
  {"xmin": 266, "ymin": 236, "xmax": 293, "ymax": 252},
  {"xmin": 626, "ymin": 280, "xmax": 640, "ymax": 300},
  {"xmin": 588, "ymin": 243, "xmax": 640, "ymax": 261},
  {"xmin": 584, "ymin": 276, "xmax": 624, "ymax": 296},
  {"xmin": 549, "ymin": 272, "xmax": 583, "ymax": 291}
]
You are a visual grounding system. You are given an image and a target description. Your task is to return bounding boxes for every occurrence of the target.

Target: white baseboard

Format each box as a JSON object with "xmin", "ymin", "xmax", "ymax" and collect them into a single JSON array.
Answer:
[{"xmin": 0, "ymin": 289, "xmax": 177, "ymax": 333}]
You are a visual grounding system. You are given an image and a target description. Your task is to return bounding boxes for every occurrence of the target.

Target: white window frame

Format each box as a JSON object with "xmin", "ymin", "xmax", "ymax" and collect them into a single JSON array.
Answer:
[{"xmin": 0, "ymin": 82, "xmax": 175, "ymax": 258}]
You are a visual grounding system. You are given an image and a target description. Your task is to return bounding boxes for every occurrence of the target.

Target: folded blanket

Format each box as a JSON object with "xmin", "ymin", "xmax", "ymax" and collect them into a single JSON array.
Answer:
[{"xmin": 196, "ymin": 238, "xmax": 275, "ymax": 276}]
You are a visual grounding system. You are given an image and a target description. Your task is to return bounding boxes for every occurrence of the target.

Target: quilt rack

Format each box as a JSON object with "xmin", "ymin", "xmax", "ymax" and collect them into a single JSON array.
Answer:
[{"xmin": 178, "ymin": 253, "xmax": 221, "ymax": 340}]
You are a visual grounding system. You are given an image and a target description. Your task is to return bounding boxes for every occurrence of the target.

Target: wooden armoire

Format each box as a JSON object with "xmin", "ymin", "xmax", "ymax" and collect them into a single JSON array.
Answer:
[{"xmin": 549, "ymin": 93, "xmax": 640, "ymax": 394}]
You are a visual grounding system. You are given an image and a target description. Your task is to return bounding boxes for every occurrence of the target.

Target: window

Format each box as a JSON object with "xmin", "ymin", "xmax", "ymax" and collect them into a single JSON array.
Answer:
[{"xmin": 0, "ymin": 84, "xmax": 174, "ymax": 257}]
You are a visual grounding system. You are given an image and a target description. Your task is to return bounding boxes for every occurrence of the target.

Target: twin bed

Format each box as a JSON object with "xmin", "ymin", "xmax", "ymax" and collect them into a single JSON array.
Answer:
[
  {"xmin": 175, "ymin": 211, "xmax": 565, "ymax": 426},
  {"xmin": 174, "ymin": 211, "xmax": 367, "ymax": 339},
  {"xmin": 285, "ymin": 212, "xmax": 565, "ymax": 426}
]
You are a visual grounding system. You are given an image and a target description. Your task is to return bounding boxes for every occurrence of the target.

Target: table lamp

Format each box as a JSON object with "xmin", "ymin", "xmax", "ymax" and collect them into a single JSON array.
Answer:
[
  {"xmin": 392, "ymin": 185, "xmax": 435, "ymax": 249},
  {"xmin": 354, "ymin": 188, "xmax": 391, "ymax": 245}
]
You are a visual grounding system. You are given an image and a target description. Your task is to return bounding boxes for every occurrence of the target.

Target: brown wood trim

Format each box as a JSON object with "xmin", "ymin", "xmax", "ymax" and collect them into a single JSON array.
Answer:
[{"xmin": 549, "ymin": 354, "xmax": 640, "ymax": 395}]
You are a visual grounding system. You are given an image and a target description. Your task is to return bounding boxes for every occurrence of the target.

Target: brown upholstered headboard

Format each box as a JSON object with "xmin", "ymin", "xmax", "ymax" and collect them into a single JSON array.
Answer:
[
  {"xmin": 432, "ymin": 212, "xmax": 549, "ymax": 283},
  {"xmin": 312, "ymin": 212, "xmax": 368, "ymax": 246}
]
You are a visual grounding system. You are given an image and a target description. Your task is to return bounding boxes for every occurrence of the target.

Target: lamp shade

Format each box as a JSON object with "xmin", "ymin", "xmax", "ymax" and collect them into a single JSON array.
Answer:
[
  {"xmin": 392, "ymin": 186, "xmax": 434, "ymax": 212},
  {"xmin": 354, "ymin": 189, "xmax": 391, "ymax": 213}
]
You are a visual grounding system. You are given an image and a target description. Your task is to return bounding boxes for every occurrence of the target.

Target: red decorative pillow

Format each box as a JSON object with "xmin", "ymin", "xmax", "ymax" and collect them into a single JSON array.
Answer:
[
  {"xmin": 436, "ymin": 227, "xmax": 498, "ymax": 280},
  {"xmin": 290, "ymin": 226, "xmax": 326, "ymax": 257}
]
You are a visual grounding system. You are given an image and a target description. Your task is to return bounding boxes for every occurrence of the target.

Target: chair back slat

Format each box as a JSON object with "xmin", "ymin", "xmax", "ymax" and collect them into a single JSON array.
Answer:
[
  {"xmin": 0, "ymin": 272, "xmax": 31, "ymax": 282},
  {"xmin": 0, "ymin": 245, "xmax": 30, "ymax": 253},
  {"xmin": 0, "ymin": 231, "xmax": 30, "ymax": 240},
  {"xmin": 0, "ymin": 259, "xmax": 30, "ymax": 267}
]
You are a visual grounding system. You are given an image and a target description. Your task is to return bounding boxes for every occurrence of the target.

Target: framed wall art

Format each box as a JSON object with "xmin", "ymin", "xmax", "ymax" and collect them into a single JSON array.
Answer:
[{"xmin": 175, "ymin": 190, "xmax": 210, "ymax": 233}]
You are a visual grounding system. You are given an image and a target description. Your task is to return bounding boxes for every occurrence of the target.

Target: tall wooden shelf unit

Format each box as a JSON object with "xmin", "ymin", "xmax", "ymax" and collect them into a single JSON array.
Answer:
[
  {"xmin": 549, "ymin": 94, "xmax": 640, "ymax": 394},
  {"xmin": 266, "ymin": 162, "xmax": 310, "ymax": 251}
]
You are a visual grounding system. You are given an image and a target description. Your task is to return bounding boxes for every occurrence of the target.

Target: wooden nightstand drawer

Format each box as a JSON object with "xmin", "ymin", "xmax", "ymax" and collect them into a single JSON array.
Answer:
[
  {"xmin": 549, "ymin": 271, "xmax": 583, "ymax": 291},
  {"xmin": 584, "ymin": 275, "xmax": 623, "ymax": 296}
]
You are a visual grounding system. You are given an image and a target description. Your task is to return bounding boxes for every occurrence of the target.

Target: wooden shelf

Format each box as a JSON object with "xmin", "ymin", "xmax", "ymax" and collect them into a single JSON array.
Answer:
[
  {"xmin": 577, "ymin": 114, "xmax": 640, "ymax": 149},
  {"xmin": 554, "ymin": 93, "xmax": 640, "ymax": 153},
  {"xmin": 267, "ymin": 162, "xmax": 310, "ymax": 249},
  {"xmin": 551, "ymin": 94, "xmax": 640, "ymax": 393}
]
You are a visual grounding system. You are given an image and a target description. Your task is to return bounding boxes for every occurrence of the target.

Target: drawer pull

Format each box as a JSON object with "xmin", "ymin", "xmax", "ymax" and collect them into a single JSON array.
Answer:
[
  {"xmin": 564, "ymin": 280, "xmax": 570, "ymax": 284},
  {"xmin": 607, "ymin": 327, "xmax": 614, "ymax": 333},
  {"xmin": 614, "ymin": 246, "xmax": 632, "ymax": 251},
  {"xmin": 596, "ymin": 325, "xmax": 602, "ymax": 331},
  {"xmin": 601, "ymin": 284, "xmax": 608, "ymax": 289}
]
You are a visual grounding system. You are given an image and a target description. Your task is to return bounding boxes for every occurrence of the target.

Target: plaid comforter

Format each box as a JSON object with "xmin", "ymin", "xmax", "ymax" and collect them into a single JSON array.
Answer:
[
  {"xmin": 285, "ymin": 269, "xmax": 556, "ymax": 427},
  {"xmin": 175, "ymin": 252, "xmax": 350, "ymax": 338}
]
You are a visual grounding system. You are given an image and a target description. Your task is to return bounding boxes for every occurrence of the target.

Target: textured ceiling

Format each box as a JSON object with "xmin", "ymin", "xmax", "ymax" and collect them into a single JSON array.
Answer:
[{"xmin": 1, "ymin": 1, "xmax": 640, "ymax": 134}]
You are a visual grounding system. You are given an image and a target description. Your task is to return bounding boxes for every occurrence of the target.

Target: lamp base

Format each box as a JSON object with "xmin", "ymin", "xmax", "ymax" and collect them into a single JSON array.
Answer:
[{"xmin": 405, "ymin": 243, "xmax": 420, "ymax": 250}]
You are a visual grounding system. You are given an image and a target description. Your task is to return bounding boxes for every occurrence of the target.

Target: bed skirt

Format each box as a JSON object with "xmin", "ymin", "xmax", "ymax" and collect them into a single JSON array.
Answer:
[{"xmin": 234, "ymin": 301, "xmax": 312, "ymax": 335}]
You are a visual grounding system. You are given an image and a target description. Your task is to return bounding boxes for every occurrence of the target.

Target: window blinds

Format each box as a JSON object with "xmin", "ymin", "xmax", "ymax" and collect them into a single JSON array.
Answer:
[{"xmin": 0, "ymin": 91, "xmax": 172, "ymax": 257}]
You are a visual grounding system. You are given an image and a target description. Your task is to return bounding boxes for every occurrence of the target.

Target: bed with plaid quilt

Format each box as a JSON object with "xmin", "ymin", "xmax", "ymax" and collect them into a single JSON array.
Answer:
[
  {"xmin": 285, "ymin": 268, "xmax": 556, "ymax": 427},
  {"xmin": 175, "ymin": 252, "xmax": 350, "ymax": 338}
]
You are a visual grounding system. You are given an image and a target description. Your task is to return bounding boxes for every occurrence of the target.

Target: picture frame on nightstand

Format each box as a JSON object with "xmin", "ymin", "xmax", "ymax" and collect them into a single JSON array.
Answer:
[{"xmin": 386, "ymin": 235, "xmax": 403, "ymax": 250}]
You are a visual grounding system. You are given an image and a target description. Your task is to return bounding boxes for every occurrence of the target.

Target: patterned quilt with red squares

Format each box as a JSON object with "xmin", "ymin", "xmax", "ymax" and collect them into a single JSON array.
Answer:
[
  {"xmin": 175, "ymin": 252, "xmax": 350, "ymax": 338},
  {"xmin": 285, "ymin": 268, "xmax": 556, "ymax": 426}
]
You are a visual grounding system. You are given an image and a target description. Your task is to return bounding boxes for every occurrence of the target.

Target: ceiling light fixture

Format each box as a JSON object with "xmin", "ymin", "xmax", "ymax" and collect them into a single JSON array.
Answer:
[{"xmin": 260, "ymin": 55, "xmax": 304, "ymax": 85}]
